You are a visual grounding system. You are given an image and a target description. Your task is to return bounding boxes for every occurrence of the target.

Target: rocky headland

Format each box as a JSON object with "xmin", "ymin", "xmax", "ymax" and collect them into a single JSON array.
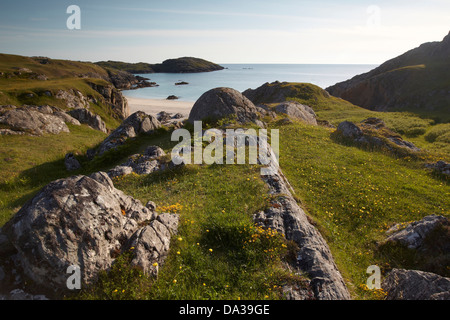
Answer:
[
  {"xmin": 96, "ymin": 57, "xmax": 224, "ymax": 74},
  {"xmin": 326, "ymin": 32, "xmax": 450, "ymax": 119}
]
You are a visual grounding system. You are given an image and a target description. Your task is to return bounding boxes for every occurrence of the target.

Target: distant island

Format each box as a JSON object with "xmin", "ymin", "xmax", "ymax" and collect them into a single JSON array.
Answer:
[{"xmin": 95, "ymin": 57, "xmax": 224, "ymax": 74}]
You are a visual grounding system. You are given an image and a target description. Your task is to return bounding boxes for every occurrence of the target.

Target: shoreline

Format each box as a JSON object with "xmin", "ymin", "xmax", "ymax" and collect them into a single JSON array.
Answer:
[{"xmin": 125, "ymin": 96, "xmax": 195, "ymax": 118}]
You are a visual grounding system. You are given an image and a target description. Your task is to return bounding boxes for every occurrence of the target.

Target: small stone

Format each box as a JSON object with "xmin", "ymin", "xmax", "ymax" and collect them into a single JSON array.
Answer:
[{"xmin": 64, "ymin": 153, "xmax": 81, "ymax": 171}]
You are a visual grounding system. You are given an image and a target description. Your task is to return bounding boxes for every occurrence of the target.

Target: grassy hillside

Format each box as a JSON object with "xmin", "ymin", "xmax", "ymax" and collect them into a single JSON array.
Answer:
[
  {"xmin": 326, "ymin": 33, "xmax": 450, "ymax": 121},
  {"xmin": 0, "ymin": 53, "xmax": 124, "ymax": 129},
  {"xmin": 277, "ymin": 122, "xmax": 449, "ymax": 298},
  {"xmin": 0, "ymin": 78, "xmax": 448, "ymax": 300},
  {"xmin": 95, "ymin": 61, "xmax": 155, "ymax": 74},
  {"xmin": 0, "ymin": 54, "xmax": 109, "ymax": 79},
  {"xmin": 247, "ymin": 82, "xmax": 450, "ymax": 156}
]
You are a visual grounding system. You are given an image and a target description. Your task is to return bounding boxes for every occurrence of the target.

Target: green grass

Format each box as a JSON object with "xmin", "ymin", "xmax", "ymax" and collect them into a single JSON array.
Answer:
[
  {"xmin": 275, "ymin": 122, "xmax": 449, "ymax": 299},
  {"xmin": 0, "ymin": 124, "xmax": 107, "ymax": 226},
  {"xmin": 279, "ymin": 82, "xmax": 450, "ymax": 157},
  {"xmin": 0, "ymin": 125, "xmax": 305, "ymax": 300},
  {"xmin": 74, "ymin": 134, "xmax": 304, "ymax": 300},
  {"xmin": 1, "ymin": 74, "xmax": 449, "ymax": 300},
  {"xmin": 84, "ymin": 164, "xmax": 296, "ymax": 300},
  {"xmin": 0, "ymin": 53, "xmax": 124, "ymax": 130},
  {"xmin": 0, "ymin": 53, "xmax": 108, "ymax": 79}
]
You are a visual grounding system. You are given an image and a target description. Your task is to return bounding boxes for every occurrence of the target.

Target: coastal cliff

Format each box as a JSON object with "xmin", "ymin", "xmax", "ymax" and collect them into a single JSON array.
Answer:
[{"xmin": 326, "ymin": 32, "xmax": 450, "ymax": 121}]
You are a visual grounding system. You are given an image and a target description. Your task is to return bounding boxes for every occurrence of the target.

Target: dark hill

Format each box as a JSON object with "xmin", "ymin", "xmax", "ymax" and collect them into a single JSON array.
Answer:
[
  {"xmin": 326, "ymin": 32, "xmax": 450, "ymax": 121},
  {"xmin": 96, "ymin": 57, "xmax": 224, "ymax": 74}
]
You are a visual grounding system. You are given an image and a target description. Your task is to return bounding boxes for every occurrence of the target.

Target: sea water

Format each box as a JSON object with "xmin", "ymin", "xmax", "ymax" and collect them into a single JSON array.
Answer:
[{"xmin": 122, "ymin": 64, "xmax": 377, "ymax": 102}]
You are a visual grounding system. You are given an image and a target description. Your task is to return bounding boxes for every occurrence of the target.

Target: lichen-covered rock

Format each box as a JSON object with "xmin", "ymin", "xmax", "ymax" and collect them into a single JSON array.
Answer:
[
  {"xmin": 89, "ymin": 111, "xmax": 161, "ymax": 158},
  {"xmin": 274, "ymin": 102, "xmax": 317, "ymax": 125},
  {"xmin": 334, "ymin": 118, "xmax": 420, "ymax": 153},
  {"xmin": 385, "ymin": 215, "xmax": 449, "ymax": 249},
  {"xmin": 382, "ymin": 269, "xmax": 450, "ymax": 300},
  {"xmin": 107, "ymin": 146, "xmax": 177, "ymax": 178},
  {"xmin": 253, "ymin": 143, "xmax": 350, "ymax": 300},
  {"xmin": 0, "ymin": 107, "xmax": 70, "ymax": 135},
  {"xmin": 87, "ymin": 82, "xmax": 130, "ymax": 120},
  {"xmin": 1, "ymin": 172, "xmax": 161, "ymax": 294},
  {"xmin": 68, "ymin": 108, "xmax": 107, "ymax": 133},
  {"xmin": 126, "ymin": 213, "xmax": 179, "ymax": 276},
  {"xmin": 55, "ymin": 89, "xmax": 90, "ymax": 110}
]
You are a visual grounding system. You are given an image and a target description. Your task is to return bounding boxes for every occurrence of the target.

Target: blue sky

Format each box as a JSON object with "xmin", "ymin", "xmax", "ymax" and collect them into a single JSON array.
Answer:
[{"xmin": 0, "ymin": 0, "xmax": 448, "ymax": 63}]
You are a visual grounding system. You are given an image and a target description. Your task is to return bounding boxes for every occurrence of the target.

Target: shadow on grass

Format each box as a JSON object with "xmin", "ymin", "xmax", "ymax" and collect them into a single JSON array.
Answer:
[{"xmin": 0, "ymin": 129, "xmax": 179, "ymax": 223}]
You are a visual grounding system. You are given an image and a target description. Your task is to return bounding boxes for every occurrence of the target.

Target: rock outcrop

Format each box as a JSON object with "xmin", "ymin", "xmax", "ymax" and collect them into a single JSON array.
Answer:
[
  {"xmin": 243, "ymin": 81, "xmax": 331, "ymax": 105},
  {"xmin": 326, "ymin": 32, "xmax": 450, "ymax": 116},
  {"xmin": 378, "ymin": 215, "xmax": 449, "ymax": 277},
  {"xmin": 188, "ymin": 87, "xmax": 264, "ymax": 126},
  {"xmin": 55, "ymin": 89, "xmax": 90, "ymax": 110},
  {"xmin": 274, "ymin": 102, "xmax": 317, "ymax": 125},
  {"xmin": 0, "ymin": 172, "xmax": 179, "ymax": 296},
  {"xmin": 107, "ymin": 70, "xmax": 158, "ymax": 91},
  {"xmin": 382, "ymin": 269, "xmax": 450, "ymax": 300},
  {"xmin": 69, "ymin": 108, "xmax": 108, "ymax": 133},
  {"xmin": 0, "ymin": 105, "xmax": 80, "ymax": 136},
  {"xmin": 126, "ymin": 213, "xmax": 179, "ymax": 277},
  {"xmin": 56, "ymin": 84, "xmax": 130, "ymax": 121},
  {"xmin": 384, "ymin": 215, "xmax": 449, "ymax": 250},
  {"xmin": 425, "ymin": 161, "xmax": 450, "ymax": 176},
  {"xmin": 87, "ymin": 82, "xmax": 130, "ymax": 120},
  {"xmin": 88, "ymin": 111, "xmax": 161, "ymax": 158},
  {"xmin": 254, "ymin": 141, "xmax": 351, "ymax": 300},
  {"xmin": 334, "ymin": 118, "xmax": 420, "ymax": 154},
  {"xmin": 108, "ymin": 146, "xmax": 167, "ymax": 177}
]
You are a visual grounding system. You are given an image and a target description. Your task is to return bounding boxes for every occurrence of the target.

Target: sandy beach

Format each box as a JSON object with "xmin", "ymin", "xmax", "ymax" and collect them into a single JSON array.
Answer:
[{"xmin": 125, "ymin": 96, "xmax": 194, "ymax": 119}]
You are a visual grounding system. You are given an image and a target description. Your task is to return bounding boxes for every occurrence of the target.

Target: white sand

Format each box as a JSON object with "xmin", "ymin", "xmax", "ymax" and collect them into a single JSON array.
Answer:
[{"xmin": 125, "ymin": 96, "xmax": 194, "ymax": 118}]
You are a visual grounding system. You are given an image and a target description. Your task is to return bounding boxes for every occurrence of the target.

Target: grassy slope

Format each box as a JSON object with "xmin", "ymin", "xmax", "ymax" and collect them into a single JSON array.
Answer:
[
  {"xmin": 0, "ymin": 53, "xmax": 121, "ymax": 130},
  {"xmin": 0, "ymin": 125, "xmax": 107, "ymax": 226},
  {"xmin": 276, "ymin": 122, "xmax": 449, "ymax": 298},
  {"xmin": 283, "ymin": 82, "xmax": 450, "ymax": 156},
  {"xmin": 1, "ymin": 78, "xmax": 449, "ymax": 300}
]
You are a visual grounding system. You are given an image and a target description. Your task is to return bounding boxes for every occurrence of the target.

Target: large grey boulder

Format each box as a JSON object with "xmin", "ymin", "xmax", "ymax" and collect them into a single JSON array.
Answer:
[
  {"xmin": 382, "ymin": 269, "xmax": 450, "ymax": 300},
  {"xmin": 1, "ymin": 172, "xmax": 178, "ymax": 295},
  {"xmin": 274, "ymin": 102, "xmax": 317, "ymax": 125},
  {"xmin": 90, "ymin": 111, "xmax": 161, "ymax": 158},
  {"xmin": 336, "ymin": 121, "xmax": 363, "ymax": 140},
  {"xmin": 188, "ymin": 87, "xmax": 262, "ymax": 125}
]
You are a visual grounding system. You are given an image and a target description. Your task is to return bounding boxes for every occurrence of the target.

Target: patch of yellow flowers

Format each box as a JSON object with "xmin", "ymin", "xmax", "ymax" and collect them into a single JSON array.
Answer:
[
  {"xmin": 159, "ymin": 203, "xmax": 183, "ymax": 213},
  {"xmin": 358, "ymin": 284, "xmax": 387, "ymax": 300}
]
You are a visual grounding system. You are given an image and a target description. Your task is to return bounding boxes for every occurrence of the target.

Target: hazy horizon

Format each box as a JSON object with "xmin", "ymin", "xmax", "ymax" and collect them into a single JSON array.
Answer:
[{"xmin": 0, "ymin": 0, "xmax": 448, "ymax": 64}]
